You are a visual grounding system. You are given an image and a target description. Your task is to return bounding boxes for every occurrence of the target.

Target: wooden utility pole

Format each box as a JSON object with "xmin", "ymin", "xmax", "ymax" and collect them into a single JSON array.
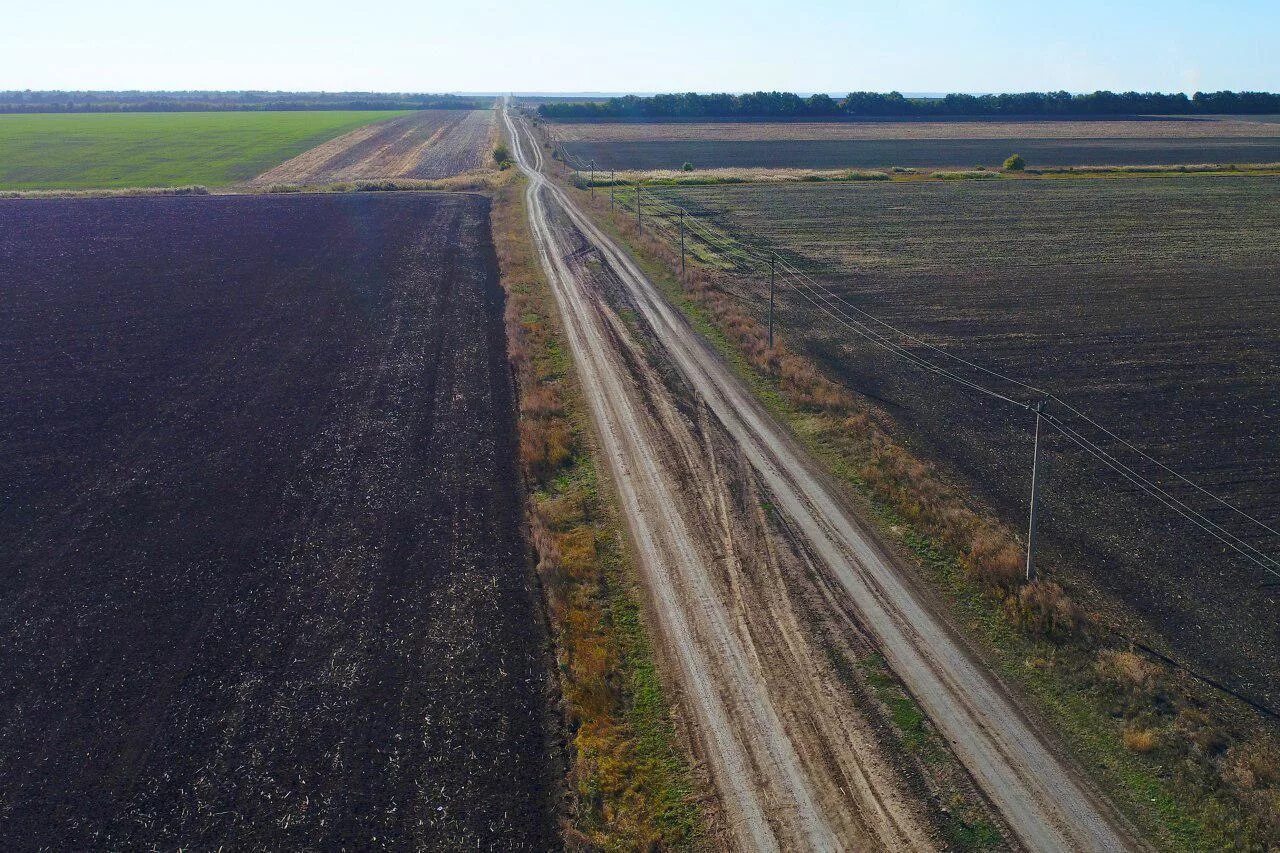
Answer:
[
  {"xmin": 1026, "ymin": 399, "xmax": 1047, "ymax": 582},
  {"xmin": 679, "ymin": 210, "xmax": 686, "ymax": 277},
  {"xmin": 636, "ymin": 183, "xmax": 642, "ymax": 232},
  {"xmin": 589, "ymin": 161, "xmax": 594, "ymax": 197},
  {"xmin": 768, "ymin": 254, "xmax": 776, "ymax": 348},
  {"xmin": 610, "ymin": 171, "xmax": 615, "ymax": 210}
]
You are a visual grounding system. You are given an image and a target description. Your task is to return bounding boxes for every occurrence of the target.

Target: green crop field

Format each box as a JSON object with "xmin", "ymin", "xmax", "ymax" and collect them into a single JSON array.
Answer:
[{"xmin": 0, "ymin": 111, "xmax": 407, "ymax": 189}]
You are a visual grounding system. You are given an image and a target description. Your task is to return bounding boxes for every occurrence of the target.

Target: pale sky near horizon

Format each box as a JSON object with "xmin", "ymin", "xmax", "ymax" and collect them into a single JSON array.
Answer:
[{"xmin": 3, "ymin": 0, "xmax": 1277, "ymax": 94}]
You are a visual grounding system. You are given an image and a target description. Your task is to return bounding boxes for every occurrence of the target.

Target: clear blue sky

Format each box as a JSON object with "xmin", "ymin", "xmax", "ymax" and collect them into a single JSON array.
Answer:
[{"xmin": 3, "ymin": 0, "xmax": 1277, "ymax": 94}]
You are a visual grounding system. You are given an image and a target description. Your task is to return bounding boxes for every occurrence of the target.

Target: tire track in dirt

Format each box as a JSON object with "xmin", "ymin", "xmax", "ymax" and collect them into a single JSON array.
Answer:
[
  {"xmin": 507, "ymin": 106, "xmax": 941, "ymax": 852},
  {"xmin": 505, "ymin": 104, "xmax": 1145, "ymax": 851}
]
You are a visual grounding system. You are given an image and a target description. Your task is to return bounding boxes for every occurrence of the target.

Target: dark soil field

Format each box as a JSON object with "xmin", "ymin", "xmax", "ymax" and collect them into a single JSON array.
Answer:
[
  {"xmin": 550, "ymin": 116, "xmax": 1280, "ymax": 141},
  {"xmin": 561, "ymin": 136, "xmax": 1280, "ymax": 170},
  {"xmin": 0, "ymin": 193, "xmax": 555, "ymax": 849},
  {"xmin": 658, "ymin": 176, "xmax": 1280, "ymax": 709}
]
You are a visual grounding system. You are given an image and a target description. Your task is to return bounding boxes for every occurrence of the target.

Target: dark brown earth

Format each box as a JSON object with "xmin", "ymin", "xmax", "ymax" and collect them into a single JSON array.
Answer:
[
  {"xmin": 561, "ymin": 137, "xmax": 1280, "ymax": 170},
  {"xmin": 0, "ymin": 193, "xmax": 555, "ymax": 850}
]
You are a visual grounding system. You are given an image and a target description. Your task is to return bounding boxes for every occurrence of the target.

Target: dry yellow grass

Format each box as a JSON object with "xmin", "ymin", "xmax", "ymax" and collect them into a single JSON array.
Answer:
[
  {"xmin": 491, "ymin": 170, "xmax": 702, "ymax": 850},
  {"xmin": 1122, "ymin": 727, "xmax": 1159, "ymax": 754}
]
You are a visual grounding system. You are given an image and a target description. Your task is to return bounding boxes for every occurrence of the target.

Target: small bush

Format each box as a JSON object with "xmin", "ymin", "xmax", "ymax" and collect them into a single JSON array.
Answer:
[
  {"xmin": 1097, "ymin": 649, "xmax": 1165, "ymax": 700},
  {"xmin": 1010, "ymin": 579, "xmax": 1085, "ymax": 639},
  {"xmin": 681, "ymin": 161, "xmax": 694, "ymax": 171},
  {"xmin": 1221, "ymin": 739, "xmax": 1280, "ymax": 790},
  {"xmin": 1003, "ymin": 153, "xmax": 1027, "ymax": 171},
  {"xmin": 966, "ymin": 529, "xmax": 1024, "ymax": 589},
  {"xmin": 493, "ymin": 143, "xmax": 511, "ymax": 165}
]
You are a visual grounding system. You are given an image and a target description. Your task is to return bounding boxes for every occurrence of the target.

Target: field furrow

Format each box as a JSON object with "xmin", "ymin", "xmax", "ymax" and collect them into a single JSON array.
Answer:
[{"xmin": 0, "ymin": 192, "xmax": 554, "ymax": 850}]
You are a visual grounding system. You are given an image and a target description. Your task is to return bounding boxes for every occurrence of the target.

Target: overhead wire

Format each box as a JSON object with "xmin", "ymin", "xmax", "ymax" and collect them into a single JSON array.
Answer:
[{"xmin": 629, "ymin": 184, "xmax": 1280, "ymax": 576}]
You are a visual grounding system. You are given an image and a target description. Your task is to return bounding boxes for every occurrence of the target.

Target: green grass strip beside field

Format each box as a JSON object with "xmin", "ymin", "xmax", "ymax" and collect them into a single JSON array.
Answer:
[{"xmin": 0, "ymin": 111, "xmax": 406, "ymax": 189}]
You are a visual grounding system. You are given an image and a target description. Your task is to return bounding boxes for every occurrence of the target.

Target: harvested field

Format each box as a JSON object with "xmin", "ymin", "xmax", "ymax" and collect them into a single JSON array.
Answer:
[
  {"xmin": 253, "ymin": 109, "xmax": 495, "ymax": 185},
  {"xmin": 655, "ymin": 177, "xmax": 1280, "ymax": 709},
  {"xmin": 559, "ymin": 136, "xmax": 1280, "ymax": 170},
  {"xmin": 551, "ymin": 115, "xmax": 1280, "ymax": 142},
  {"xmin": 0, "ymin": 193, "xmax": 554, "ymax": 849}
]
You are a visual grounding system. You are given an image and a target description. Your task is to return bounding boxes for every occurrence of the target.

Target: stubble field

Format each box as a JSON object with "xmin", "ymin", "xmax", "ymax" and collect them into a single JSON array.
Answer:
[
  {"xmin": 252, "ymin": 109, "xmax": 496, "ymax": 185},
  {"xmin": 654, "ymin": 176, "xmax": 1280, "ymax": 708},
  {"xmin": 552, "ymin": 114, "xmax": 1280, "ymax": 170},
  {"xmin": 0, "ymin": 192, "xmax": 554, "ymax": 849}
]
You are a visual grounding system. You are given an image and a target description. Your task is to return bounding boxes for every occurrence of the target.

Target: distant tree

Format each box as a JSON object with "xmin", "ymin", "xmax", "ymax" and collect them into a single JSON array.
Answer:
[
  {"xmin": 1003, "ymin": 153, "xmax": 1026, "ymax": 171},
  {"xmin": 681, "ymin": 162, "xmax": 694, "ymax": 171}
]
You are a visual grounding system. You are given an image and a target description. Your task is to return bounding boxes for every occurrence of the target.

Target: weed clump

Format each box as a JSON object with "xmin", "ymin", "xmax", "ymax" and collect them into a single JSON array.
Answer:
[{"xmin": 1122, "ymin": 725, "xmax": 1158, "ymax": 753}]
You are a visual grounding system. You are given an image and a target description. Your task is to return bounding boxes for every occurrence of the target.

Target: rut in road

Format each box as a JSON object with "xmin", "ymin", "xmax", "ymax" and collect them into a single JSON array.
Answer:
[
  {"xmin": 508, "ymin": 111, "xmax": 943, "ymax": 850},
  {"xmin": 504, "ymin": 105, "xmax": 1143, "ymax": 852}
]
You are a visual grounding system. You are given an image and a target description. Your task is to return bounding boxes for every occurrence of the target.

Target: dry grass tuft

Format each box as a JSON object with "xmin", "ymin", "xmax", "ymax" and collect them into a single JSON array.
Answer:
[
  {"xmin": 1097, "ymin": 649, "xmax": 1166, "ymax": 700},
  {"xmin": 1010, "ymin": 579, "xmax": 1086, "ymax": 639},
  {"xmin": 1220, "ymin": 739, "xmax": 1280, "ymax": 791},
  {"xmin": 1122, "ymin": 726, "xmax": 1159, "ymax": 753}
]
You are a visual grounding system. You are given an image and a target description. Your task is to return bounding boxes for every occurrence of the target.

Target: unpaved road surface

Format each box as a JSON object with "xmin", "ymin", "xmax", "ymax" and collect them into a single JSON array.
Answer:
[
  {"xmin": 0, "ymin": 193, "xmax": 554, "ymax": 850},
  {"xmin": 505, "ymin": 105, "xmax": 1142, "ymax": 852},
  {"xmin": 252, "ymin": 109, "xmax": 494, "ymax": 185}
]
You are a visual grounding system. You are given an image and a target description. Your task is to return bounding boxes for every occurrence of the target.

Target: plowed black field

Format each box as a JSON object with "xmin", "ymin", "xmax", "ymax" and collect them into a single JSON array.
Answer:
[{"xmin": 0, "ymin": 193, "xmax": 554, "ymax": 849}]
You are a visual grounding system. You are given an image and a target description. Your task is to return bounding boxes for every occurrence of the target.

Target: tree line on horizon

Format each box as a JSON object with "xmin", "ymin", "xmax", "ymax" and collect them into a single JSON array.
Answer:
[
  {"xmin": 537, "ymin": 90, "xmax": 1280, "ymax": 119},
  {"xmin": 0, "ymin": 91, "xmax": 490, "ymax": 113}
]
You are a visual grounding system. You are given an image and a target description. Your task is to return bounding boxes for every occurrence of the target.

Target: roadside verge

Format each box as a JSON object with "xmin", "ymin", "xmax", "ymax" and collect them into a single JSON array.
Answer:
[{"xmin": 489, "ymin": 167, "xmax": 708, "ymax": 850}]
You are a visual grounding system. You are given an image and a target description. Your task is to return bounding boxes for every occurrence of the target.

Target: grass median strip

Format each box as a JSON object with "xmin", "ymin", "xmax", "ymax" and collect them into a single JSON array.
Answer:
[{"xmin": 490, "ymin": 170, "xmax": 705, "ymax": 850}]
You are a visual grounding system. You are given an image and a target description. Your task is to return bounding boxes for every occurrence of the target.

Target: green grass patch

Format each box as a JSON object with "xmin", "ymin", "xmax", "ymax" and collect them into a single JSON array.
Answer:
[{"xmin": 0, "ymin": 111, "xmax": 404, "ymax": 189}]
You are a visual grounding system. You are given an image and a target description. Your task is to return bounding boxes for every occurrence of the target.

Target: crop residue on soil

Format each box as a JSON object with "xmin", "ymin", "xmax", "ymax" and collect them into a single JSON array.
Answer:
[{"xmin": 0, "ymin": 192, "xmax": 554, "ymax": 849}]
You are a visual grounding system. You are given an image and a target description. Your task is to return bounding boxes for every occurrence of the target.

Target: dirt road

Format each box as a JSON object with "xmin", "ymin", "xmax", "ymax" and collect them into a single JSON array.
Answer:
[{"xmin": 503, "ymin": 104, "xmax": 1142, "ymax": 851}]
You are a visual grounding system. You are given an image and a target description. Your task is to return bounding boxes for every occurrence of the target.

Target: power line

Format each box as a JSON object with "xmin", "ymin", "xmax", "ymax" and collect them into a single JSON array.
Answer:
[
  {"xmin": 633, "ymin": 185, "xmax": 1280, "ymax": 578},
  {"xmin": 538, "ymin": 133, "xmax": 1280, "ymax": 579},
  {"xmin": 1042, "ymin": 411, "xmax": 1280, "ymax": 578}
]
